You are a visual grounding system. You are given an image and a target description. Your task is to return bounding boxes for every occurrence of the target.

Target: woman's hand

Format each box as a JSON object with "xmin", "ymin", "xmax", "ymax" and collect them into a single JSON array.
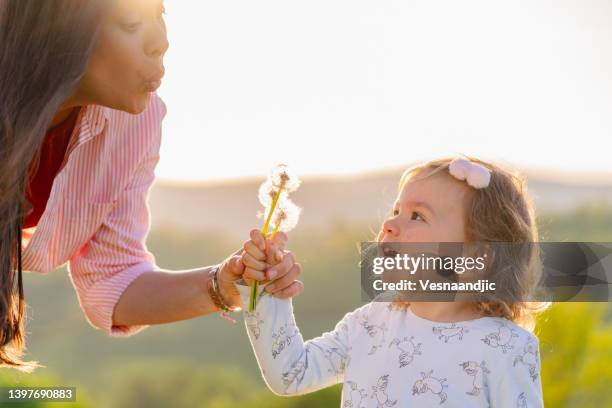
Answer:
[
  {"xmin": 216, "ymin": 229, "xmax": 303, "ymax": 310},
  {"xmin": 215, "ymin": 248, "xmax": 247, "ymax": 310}
]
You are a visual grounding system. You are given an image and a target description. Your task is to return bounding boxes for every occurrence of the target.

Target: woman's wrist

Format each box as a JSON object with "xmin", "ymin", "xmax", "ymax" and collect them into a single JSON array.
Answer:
[{"xmin": 208, "ymin": 265, "xmax": 241, "ymax": 313}]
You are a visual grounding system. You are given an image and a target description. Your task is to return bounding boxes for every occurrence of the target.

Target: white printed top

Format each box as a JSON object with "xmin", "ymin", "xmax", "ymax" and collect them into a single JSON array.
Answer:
[{"xmin": 238, "ymin": 286, "xmax": 543, "ymax": 408}]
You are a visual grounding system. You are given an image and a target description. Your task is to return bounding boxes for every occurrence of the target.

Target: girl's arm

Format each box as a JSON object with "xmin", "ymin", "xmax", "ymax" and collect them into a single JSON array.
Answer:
[
  {"xmin": 238, "ymin": 284, "xmax": 357, "ymax": 396},
  {"xmin": 489, "ymin": 334, "xmax": 544, "ymax": 408}
]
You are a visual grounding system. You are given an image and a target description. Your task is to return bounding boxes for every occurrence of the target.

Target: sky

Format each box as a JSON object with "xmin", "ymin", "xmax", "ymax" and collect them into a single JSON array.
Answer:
[{"xmin": 156, "ymin": 0, "xmax": 612, "ymax": 182}]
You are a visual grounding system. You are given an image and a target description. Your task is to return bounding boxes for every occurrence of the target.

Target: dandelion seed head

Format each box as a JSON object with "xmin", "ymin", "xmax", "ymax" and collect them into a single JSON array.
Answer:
[
  {"xmin": 258, "ymin": 181, "xmax": 288, "ymax": 207},
  {"xmin": 273, "ymin": 199, "xmax": 302, "ymax": 232},
  {"xmin": 273, "ymin": 209, "xmax": 288, "ymax": 225},
  {"xmin": 269, "ymin": 164, "xmax": 301, "ymax": 192}
]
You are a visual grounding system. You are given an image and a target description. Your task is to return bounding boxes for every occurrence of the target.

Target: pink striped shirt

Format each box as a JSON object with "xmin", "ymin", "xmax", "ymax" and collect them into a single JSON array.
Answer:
[{"xmin": 21, "ymin": 93, "xmax": 166, "ymax": 337}]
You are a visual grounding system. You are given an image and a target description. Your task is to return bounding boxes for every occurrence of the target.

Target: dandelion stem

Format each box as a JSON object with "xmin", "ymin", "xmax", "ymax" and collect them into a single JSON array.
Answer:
[
  {"xmin": 250, "ymin": 187, "xmax": 284, "ymax": 312},
  {"xmin": 262, "ymin": 187, "xmax": 283, "ymax": 236},
  {"xmin": 270, "ymin": 222, "xmax": 280, "ymax": 239}
]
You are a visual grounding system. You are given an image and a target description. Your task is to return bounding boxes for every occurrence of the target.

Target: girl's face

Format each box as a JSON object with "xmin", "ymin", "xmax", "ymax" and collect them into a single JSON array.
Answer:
[
  {"xmin": 380, "ymin": 171, "xmax": 472, "ymax": 243},
  {"xmin": 74, "ymin": 0, "xmax": 168, "ymax": 113}
]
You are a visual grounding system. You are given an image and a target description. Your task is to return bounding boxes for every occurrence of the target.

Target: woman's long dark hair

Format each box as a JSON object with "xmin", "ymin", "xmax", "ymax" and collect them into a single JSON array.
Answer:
[{"xmin": 0, "ymin": 0, "xmax": 107, "ymax": 371}]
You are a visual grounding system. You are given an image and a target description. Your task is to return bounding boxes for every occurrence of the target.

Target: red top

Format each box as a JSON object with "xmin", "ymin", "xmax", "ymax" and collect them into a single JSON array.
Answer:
[{"xmin": 23, "ymin": 108, "xmax": 80, "ymax": 229}]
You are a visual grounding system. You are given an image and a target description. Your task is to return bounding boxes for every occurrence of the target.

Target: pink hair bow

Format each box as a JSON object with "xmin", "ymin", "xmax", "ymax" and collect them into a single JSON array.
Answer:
[{"xmin": 448, "ymin": 158, "xmax": 491, "ymax": 189}]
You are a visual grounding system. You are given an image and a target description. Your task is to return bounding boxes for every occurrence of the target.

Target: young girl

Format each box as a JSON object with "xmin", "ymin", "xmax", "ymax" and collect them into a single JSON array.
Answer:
[{"xmin": 239, "ymin": 157, "xmax": 547, "ymax": 407}]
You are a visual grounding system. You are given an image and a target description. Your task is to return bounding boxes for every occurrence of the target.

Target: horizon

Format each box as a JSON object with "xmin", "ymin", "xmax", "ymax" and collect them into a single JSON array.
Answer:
[{"xmin": 154, "ymin": 161, "xmax": 612, "ymax": 187}]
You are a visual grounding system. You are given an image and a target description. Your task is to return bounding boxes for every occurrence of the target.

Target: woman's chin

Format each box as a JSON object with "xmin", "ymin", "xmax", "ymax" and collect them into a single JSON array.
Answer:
[{"xmin": 121, "ymin": 94, "xmax": 151, "ymax": 115}]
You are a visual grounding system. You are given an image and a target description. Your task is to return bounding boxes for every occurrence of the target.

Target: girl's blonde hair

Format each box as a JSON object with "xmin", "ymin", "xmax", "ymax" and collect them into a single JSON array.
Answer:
[{"xmin": 390, "ymin": 156, "xmax": 550, "ymax": 332}]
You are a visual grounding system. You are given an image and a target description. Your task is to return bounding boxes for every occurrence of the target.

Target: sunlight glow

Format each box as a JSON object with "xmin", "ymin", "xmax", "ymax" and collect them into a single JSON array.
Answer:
[{"xmin": 157, "ymin": 0, "xmax": 612, "ymax": 182}]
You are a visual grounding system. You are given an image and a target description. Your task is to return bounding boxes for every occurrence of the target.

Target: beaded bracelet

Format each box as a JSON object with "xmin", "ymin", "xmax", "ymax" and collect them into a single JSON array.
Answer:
[{"xmin": 208, "ymin": 266, "xmax": 240, "ymax": 322}]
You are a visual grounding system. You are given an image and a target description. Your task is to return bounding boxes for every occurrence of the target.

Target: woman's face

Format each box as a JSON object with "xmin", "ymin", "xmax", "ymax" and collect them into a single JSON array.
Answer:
[{"xmin": 74, "ymin": 0, "xmax": 168, "ymax": 114}]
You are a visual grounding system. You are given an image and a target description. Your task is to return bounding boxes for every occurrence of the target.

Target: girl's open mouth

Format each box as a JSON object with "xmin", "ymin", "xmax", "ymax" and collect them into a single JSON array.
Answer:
[{"xmin": 381, "ymin": 243, "xmax": 400, "ymax": 258}]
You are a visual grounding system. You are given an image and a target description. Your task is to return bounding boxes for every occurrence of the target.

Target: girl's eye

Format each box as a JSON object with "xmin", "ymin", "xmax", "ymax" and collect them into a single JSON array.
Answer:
[
  {"xmin": 392, "ymin": 209, "xmax": 400, "ymax": 216},
  {"xmin": 411, "ymin": 211, "xmax": 424, "ymax": 221}
]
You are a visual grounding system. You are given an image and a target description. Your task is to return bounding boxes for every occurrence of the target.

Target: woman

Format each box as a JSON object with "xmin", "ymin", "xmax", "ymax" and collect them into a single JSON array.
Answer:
[{"xmin": 0, "ymin": 0, "xmax": 303, "ymax": 371}]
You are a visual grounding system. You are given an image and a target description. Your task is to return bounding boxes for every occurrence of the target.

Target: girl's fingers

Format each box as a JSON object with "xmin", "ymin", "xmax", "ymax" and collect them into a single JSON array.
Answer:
[
  {"xmin": 242, "ymin": 252, "xmax": 267, "ymax": 271},
  {"xmin": 274, "ymin": 248, "xmax": 284, "ymax": 263},
  {"xmin": 250, "ymin": 229, "xmax": 266, "ymax": 251},
  {"xmin": 270, "ymin": 231, "xmax": 288, "ymax": 250},
  {"xmin": 264, "ymin": 243, "xmax": 284, "ymax": 266},
  {"xmin": 262, "ymin": 231, "xmax": 288, "ymax": 265},
  {"xmin": 265, "ymin": 251, "xmax": 295, "ymax": 281},
  {"xmin": 243, "ymin": 267, "xmax": 267, "ymax": 283},
  {"xmin": 243, "ymin": 239, "xmax": 266, "ymax": 261},
  {"xmin": 272, "ymin": 280, "xmax": 304, "ymax": 299},
  {"xmin": 265, "ymin": 263, "xmax": 302, "ymax": 294}
]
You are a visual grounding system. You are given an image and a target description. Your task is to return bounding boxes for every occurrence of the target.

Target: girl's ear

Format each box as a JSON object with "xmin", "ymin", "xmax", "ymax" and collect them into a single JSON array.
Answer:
[
  {"xmin": 456, "ymin": 242, "xmax": 494, "ymax": 279},
  {"xmin": 434, "ymin": 242, "xmax": 465, "ymax": 281}
]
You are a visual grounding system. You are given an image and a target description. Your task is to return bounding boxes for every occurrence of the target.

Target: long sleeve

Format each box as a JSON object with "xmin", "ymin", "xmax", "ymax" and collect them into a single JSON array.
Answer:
[
  {"xmin": 489, "ymin": 334, "xmax": 544, "ymax": 408},
  {"xmin": 238, "ymin": 284, "xmax": 357, "ymax": 396},
  {"xmin": 67, "ymin": 115, "xmax": 162, "ymax": 337}
]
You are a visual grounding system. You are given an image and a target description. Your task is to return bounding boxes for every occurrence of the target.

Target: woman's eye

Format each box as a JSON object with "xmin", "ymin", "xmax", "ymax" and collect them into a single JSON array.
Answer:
[
  {"xmin": 121, "ymin": 21, "xmax": 142, "ymax": 32},
  {"xmin": 392, "ymin": 209, "xmax": 400, "ymax": 216},
  {"xmin": 411, "ymin": 211, "xmax": 424, "ymax": 221}
]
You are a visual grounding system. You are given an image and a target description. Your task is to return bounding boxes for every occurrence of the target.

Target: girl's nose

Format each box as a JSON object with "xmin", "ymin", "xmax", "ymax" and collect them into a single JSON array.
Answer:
[{"xmin": 382, "ymin": 219, "xmax": 400, "ymax": 237}]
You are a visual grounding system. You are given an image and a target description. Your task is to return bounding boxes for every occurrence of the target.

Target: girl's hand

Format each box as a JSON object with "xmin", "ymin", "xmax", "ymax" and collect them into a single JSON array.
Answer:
[
  {"xmin": 216, "ymin": 229, "xmax": 303, "ymax": 311},
  {"xmin": 242, "ymin": 229, "xmax": 304, "ymax": 298}
]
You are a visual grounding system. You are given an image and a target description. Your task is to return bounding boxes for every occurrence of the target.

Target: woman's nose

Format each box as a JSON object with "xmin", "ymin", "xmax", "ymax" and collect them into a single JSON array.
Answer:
[{"xmin": 145, "ymin": 21, "xmax": 169, "ymax": 59}]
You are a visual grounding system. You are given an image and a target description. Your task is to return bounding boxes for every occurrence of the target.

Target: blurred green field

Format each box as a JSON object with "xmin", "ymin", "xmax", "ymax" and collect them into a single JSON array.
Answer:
[{"xmin": 3, "ymin": 204, "xmax": 611, "ymax": 407}]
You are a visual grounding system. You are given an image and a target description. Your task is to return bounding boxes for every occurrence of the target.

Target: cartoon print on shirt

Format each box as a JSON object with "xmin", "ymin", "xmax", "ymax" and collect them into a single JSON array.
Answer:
[
  {"xmin": 371, "ymin": 374, "xmax": 398, "ymax": 407},
  {"xmin": 516, "ymin": 392, "xmax": 527, "ymax": 408},
  {"xmin": 412, "ymin": 370, "xmax": 448, "ymax": 404},
  {"xmin": 272, "ymin": 323, "xmax": 299, "ymax": 359},
  {"xmin": 334, "ymin": 321, "xmax": 349, "ymax": 343},
  {"xmin": 432, "ymin": 323, "xmax": 469, "ymax": 343},
  {"xmin": 459, "ymin": 360, "xmax": 491, "ymax": 396},
  {"xmin": 389, "ymin": 336, "xmax": 422, "ymax": 368},
  {"xmin": 242, "ymin": 285, "xmax": 545, "ymax": 406},
  {"xmin": 513, "ymin": 337, "xmax": 540, "ymax": 382},
  {"xmin": 323, "ymin": 347, "xmax": 349, "ymax": 375},
  {"xmin": 281, "ymin": 346, "xmax": 310, "ymax": 393},
  {"xmin": 344, "ymin": 381, "xmax": 368, "ymax": 408},
  {"xmin": 360, "ymin": 317, "xmax": 388, "ymax": 355},
  {"xmin": 481, "ymin": 321, "xmax": 519, "ymax": 353},
  {"xmin": 244, "ymin": 311, "xmax": 264, "ymax": 340}
]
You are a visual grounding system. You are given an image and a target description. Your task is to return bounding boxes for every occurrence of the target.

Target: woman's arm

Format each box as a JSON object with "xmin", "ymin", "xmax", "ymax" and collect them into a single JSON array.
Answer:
[
  {"xmin": 112, "ymin": 240, "xmax": 302, "ymax": 326},
  {"xmin": 112, "ymin": 266, "xmax": 220, "ymax": 325},
  {"xmin": 237, "ymin": 284, "xmax": 357, "ymax": 396}
]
